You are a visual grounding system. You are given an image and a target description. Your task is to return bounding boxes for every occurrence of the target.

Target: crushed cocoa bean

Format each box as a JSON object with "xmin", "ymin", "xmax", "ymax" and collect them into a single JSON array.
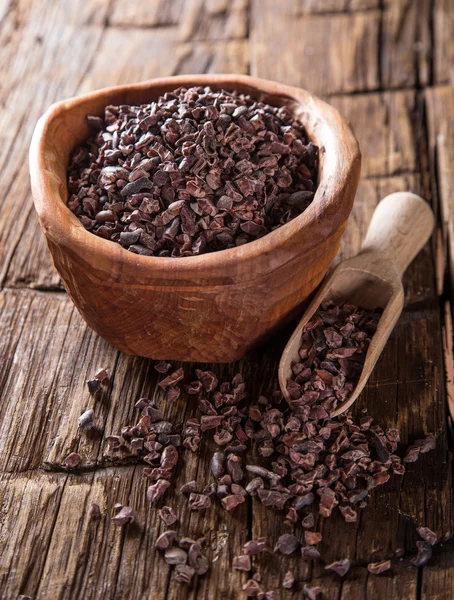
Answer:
[{"xmin": 68, "ymin": 87, "xmax": 319, "ymax": 258}]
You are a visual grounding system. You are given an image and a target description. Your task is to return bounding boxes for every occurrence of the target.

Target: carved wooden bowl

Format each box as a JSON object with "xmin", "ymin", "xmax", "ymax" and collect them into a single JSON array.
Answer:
[{"xmin": 30, "ymin": 74, "xmax": 361, "ymax": 362}]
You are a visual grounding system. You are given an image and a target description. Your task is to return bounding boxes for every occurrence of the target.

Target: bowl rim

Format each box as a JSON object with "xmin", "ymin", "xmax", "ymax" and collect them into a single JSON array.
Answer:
[{"xmin": 29, "ymin": 74, "xmax": 361, "ymax": 277}]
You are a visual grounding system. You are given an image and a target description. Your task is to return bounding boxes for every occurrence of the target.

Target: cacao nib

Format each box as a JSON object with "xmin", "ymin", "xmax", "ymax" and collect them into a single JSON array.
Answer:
[{"xmin": 68, "ymin": 87, "xmax": 319, "ymax": 257}]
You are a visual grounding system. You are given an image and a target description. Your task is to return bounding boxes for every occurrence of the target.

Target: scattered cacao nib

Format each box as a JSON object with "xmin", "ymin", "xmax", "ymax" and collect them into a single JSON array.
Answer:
[
  {"xmin": 174, "ymin": 564, "xmax": 195, "ymax": 584},
  {"xmin": 325, "ymin": 559, "xmax": 351, "ymax": 577},
  {"xmin": 188, "ymin": 543, "xmax": 209, "ymax": 575},
  {"xmin": 161, "ymin": 445, "xmax": 179, "ymax": 469},
  {"xmin": 78, "ymin": 409, "xmax": 95, "ymax": 430},
  {"xmin": 97, "ymin": 316, "xmax": 438, "ymax": 598},
  {"xmin": 94, "ymin": 368, "xmax": 109, "ymax": 381},
  {"xmin": 304, "ymin": 531, "xmax": 322, "ymax": 545},
  {"xmin": 339, "ymin": 505, "xmax": 358, "ymax": 523},
  {"xmin": 221, "ymin": 494, "xmax": 245, "ymax": 511},
  {"xmin": 180, "ymin": 480, "xmax": 197, "ymax": 494},
  {"xmin": 274, "ymin": 533, "xmax": 300, "ymax": 555},
  {"xmin": 303, "ymin": 585, "xmax": 322, "ymax": 600},
  {"xmin": 367, "ymin": 559, "xmax": 391, "ymax": 575},
  {"xmin": 242, "ymin": 538, "xmax": 267, "ymax": 555},
  {"xmin": 242, "ymin": 579, "xmax": 265, "ymax": 597},
  {"xmin": 87, "ymin": 379, "xmax": 102, "ymax": 395},
  {"xmin": 282, "ymin": 570, "xmax": 295, "ymax": 589},
  {"xmin": 417, "ymin": 526, "xmax": 437, "ymax": 546},
  {"xmin": 88, "ymin": 503, "xmax": 101, "ymax": 521},
  {"xmin": 201, "ymin": 415, "xmax": 224, "ymax": 431},
  {"xmin": 166, "ymin": 386, "xmax": 181, "ymax": 401},
  {"xmin": 196, "ymin": 369, "xmax": 219, "ymax": 392},
  {"xmin": 68, "ymin": 87, "xmax": 319, "ymax": 258},
  {"xmin": 155, "ymin": 530, "xmax": 178, "ymax": 550},
  {"xmin": 164, "ymin": 547, "xmax": 188, "ymax": 565},
  {"xmin": 415, "ymin": 434, "xmax": 436, "ymax": 453},
  {"xmin": 158, "ymin": 368, "xmax": 184, "ymax": 390},
  {"xmin": 154, "ymin": 361, "xmax": 172, "ymax": 374},
  {"xmin": 211, "ymin": 452, "xmax": 225, "ymax": 478},
  {"xmin": 233, "ymin": 555, "xmax": 252, "ymax": 571},
  {"xmin": 64, "ymin": 452, "xmax": 81, "ymax": 468},
  {"xmin": 179, "ymin": 537, "xmax": 198, "ymax": 550},
  {"xmin": 301, "ymin": 545, "xmax": 320, "ymax": 560},
  {"xmin": 403, "ymin": 445, "xmax": 420, "ymax": 463},
  {"xmin": 147, "ymin": 479, "xmax": 170, "ymax": 503},
  {"xmin": 111, "ymin": 506, "xmax": 136, "ymax": 526},
  {"xmin": 189, "ymin": 493, "xmax": 211, "ymax": 510},
  {"xmin": 158, "ymin": 506, "xmax": 178, "ymax": 526},
  {"xmin": 410, "ymin": 541, "xmax": 432, "ymax": 567},
  {"xmin": 301, "ymin": 513, "xmax": 316, "ymax": 529}
]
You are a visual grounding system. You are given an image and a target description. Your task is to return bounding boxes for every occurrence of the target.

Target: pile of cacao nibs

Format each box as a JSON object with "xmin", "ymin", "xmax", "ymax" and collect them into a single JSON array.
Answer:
[
  {"xmin": 71, "ymin": 302, "xmax": 437, "ymax": 594},
  {"xmin": 67, "ymin": 86, "xmax": 318, "ymax": 257},
  {"xmin": 287, "ymin": 301, "xmax": 383, "ymax": 417}
]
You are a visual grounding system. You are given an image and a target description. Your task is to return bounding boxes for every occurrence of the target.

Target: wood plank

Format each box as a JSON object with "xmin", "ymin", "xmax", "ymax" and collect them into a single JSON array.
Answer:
[
  {"xmin": 0, "ymin": 471, "xmax": 68, "ymax": 598},
  {"xmin": 0, "ymin": 289, "xmax": 118, "ymax": 473},
  {"xmin": 0, "ymin": 0, "xmax": 110, "ymax": 287},
  {"xmin": 381, "ymin": 0, "xmax": 431, "ymax": 89},
  {"xmin": 330, "ymin": 91, "xmax": 418, "ymax": 178},
  {"xmin": 434, "ymin": 0, "xmax": 454, "ymax": 85},
  {"xmin": 299, "ymin": 0, "xmax": 380, "ymax": 12},
  {"xmin": 250, "ymin": 1, "xmax": 380, "ymax": 95},
  {"xmin": 421, "ymin": 538, "xmax": 454, "ymax": 600},
  {"xmin": 365, "ymin": 564, "xmax": 417, "ymax": 599},
  {"xmin": 109, "ymin": 0, "xmax": 185, "ymax": 27},
  {"xmin": 179, "ymin": 0, "xmax": 248, "ymax": 41},
  {"xmin": 425, "ymin": 86, "xmax": 454, "ymax": 302},
  {"xmin": 76, "ymin": 28, "xmax": 249, "ymax": 95}
]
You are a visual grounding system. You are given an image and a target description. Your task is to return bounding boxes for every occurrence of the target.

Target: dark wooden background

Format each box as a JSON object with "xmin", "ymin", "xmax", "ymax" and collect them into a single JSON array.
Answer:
[{"xmin": 0, "ymin": 1, "xmax": 453, "ymax": 599}]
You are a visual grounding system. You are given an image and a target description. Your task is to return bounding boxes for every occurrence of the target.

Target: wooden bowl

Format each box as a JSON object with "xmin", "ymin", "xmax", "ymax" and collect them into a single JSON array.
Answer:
[{"xmin": 29, "ymin": 74, "xmax": 361, "ymax": 362}]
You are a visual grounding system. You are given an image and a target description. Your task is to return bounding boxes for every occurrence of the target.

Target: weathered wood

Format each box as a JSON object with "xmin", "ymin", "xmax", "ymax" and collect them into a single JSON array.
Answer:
[
  {"xmin": 425, "ymin": 85, "xmax": 454, "ymax": 422},
  {"xmin": 109, "ymin": 0, "xmax": 185, "ymax": 28},
  {"xmin": 0, "ymin": 471, "xmax": 68, "ymax": 598},
  {"xmin": 179, "ymin": 0, "xmax": 248, "ymax": 41},
  {"xmin": 331, "ymin": 91, "xmax": 418, "ymax": 177},
  {"xmin": 0, "ymin": 0, "xmax": 110, "ymax": 288},
  {"xmin": 381, "ymin": 0, "xmax": 431, "ymax": 89},
  {"xmin": 421, "ymin": 538, "xmax": 454, "ymax": 600},
  {"xmin": 1, "ymin": 0, "xmax": 453, "ymax": 598},
  {"xmin": 250, "ymin": 1, "xmax": 380, "ymax": 95},
  {"xmin": 426, "ymin": 86, "xmax": 454, "ymax": 301},
  {"xmin": 0, "ymin": 289, "xmax": 118, "ymax": 473},
  {"xmin": 434, "ymin": 0, "xmax": 454, "ymax": 85}
]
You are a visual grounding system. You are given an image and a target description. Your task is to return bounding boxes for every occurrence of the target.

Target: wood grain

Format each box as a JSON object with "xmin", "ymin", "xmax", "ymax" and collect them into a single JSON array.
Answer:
[
  {"xmin": 330, "ymin": 91, "xmax": 418, "ymax": 177},
  {"xmin": 381, "ymin": 0, "xmax": 431, "ymax": 89},
  {"xmin": 250, "ymin": 1, "xmax": 380, "ymax": 95},
  {"xmin": 0, "ymin": 0, "xmax": 110, "ymax": 288},
  {"xmin": 109, "ymin": 0, "xmax": 185, "ymax": 28},
  {"xmin": 434, "ymin": 0, "xmax": 454, "ymax": 85},
  {"xmin": 0, "ymin": 0, "xmax": 453, "ymax": 598}
]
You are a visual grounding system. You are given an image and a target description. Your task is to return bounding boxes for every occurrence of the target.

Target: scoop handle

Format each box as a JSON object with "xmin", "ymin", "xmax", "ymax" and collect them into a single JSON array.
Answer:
[{"xmin": 360, "ymin": 192, "xmax": 434, "ymax": 277}]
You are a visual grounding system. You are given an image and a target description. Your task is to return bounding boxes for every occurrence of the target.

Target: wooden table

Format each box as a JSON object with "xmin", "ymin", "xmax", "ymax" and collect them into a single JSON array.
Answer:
[{"xmin": 1, "ymin": 1, "xmax": 453, "ymax": 598}]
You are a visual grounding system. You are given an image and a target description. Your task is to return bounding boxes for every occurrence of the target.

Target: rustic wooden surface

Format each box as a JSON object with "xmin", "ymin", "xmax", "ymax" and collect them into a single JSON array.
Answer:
[{"xmin": 0, "ymin": 1, "xmax": 453, "ymax": 599}]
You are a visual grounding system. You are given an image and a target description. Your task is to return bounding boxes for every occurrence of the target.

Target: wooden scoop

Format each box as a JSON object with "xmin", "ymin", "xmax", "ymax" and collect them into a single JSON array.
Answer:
[{"xmin": 278, "ymin": 192, "xmax": 435, "ymax": 417}]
